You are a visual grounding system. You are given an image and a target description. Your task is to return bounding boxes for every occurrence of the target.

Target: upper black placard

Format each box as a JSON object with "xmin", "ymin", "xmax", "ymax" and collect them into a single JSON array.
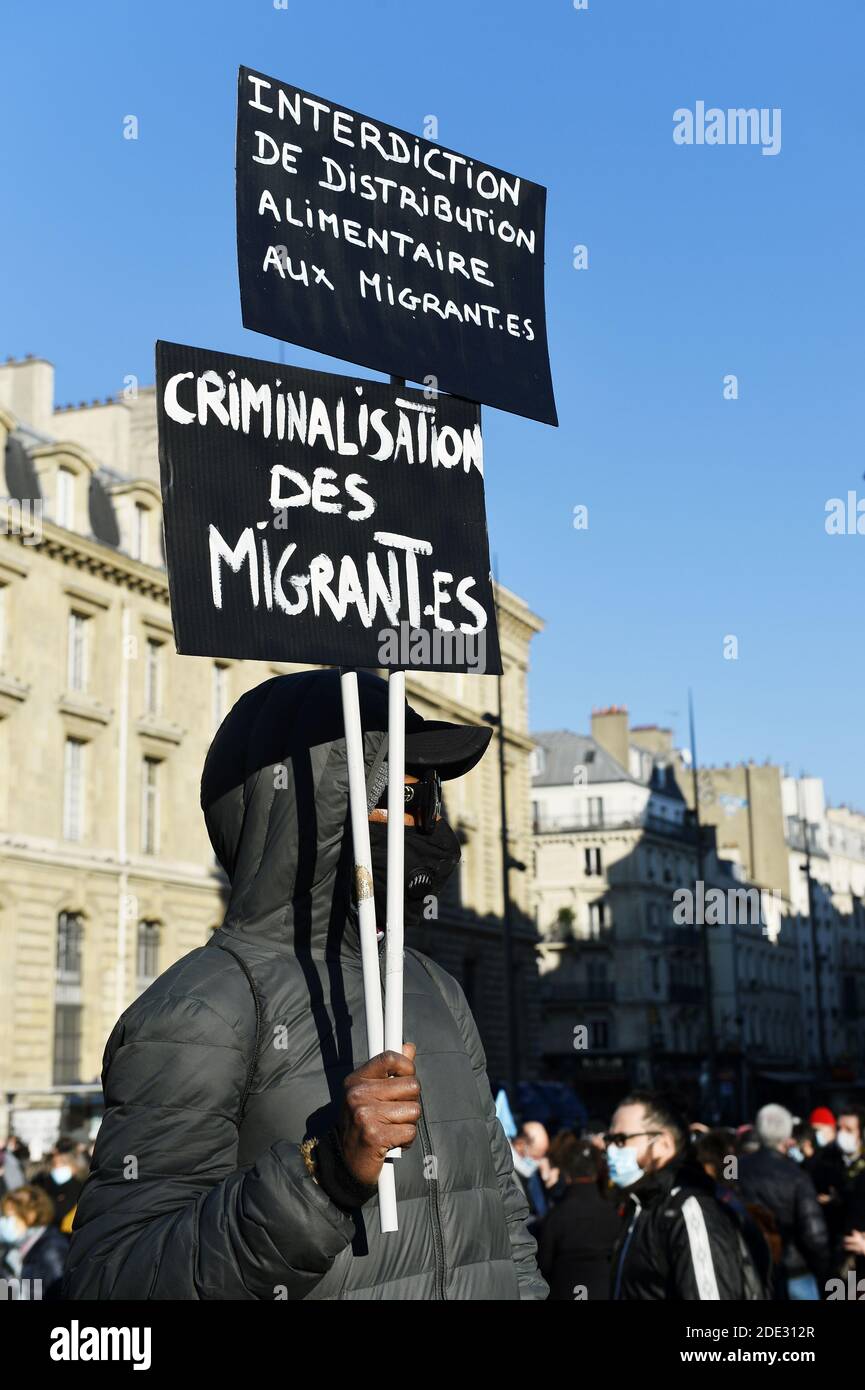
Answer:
[{"xmin": 236, "ymin": 66, "xmax": 557, "ymax": 427}]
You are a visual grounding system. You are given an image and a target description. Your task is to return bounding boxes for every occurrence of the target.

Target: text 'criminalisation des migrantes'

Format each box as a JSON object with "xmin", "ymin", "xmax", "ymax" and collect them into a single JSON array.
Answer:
[{"xmin": 160, "ymin": 359, "xmax": 491, "ymax": 640}]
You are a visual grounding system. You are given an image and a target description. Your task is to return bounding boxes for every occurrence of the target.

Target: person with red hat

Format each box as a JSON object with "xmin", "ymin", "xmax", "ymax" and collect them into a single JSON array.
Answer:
[{"xmin": 809, "ymin": 1107, "xmax": 837, "ymax": 1151}]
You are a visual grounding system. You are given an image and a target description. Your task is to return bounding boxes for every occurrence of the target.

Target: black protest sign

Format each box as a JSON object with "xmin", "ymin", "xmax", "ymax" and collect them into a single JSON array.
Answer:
[
  {"xmin": 155, "ymin": 341, "xmax": 501, "ymax": 675},
  {"xmin": 235, "ymin": 67, "xmax": 557, "ymax": 428}
]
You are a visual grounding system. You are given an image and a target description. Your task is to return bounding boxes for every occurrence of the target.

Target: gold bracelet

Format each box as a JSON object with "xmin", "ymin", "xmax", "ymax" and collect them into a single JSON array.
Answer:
[{"xmin": 299, "ymin": 1135, "xmax": 320, "ymax": 1185}]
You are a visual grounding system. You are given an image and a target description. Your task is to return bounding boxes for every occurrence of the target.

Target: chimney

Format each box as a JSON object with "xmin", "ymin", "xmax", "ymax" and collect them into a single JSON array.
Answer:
[
  {"xmin": 0, "ymin": 356, "xmax": 55, "ymax": 434},
  {"xmin": 631, "ymin": 724, "xmax": 673, "ymax": 756},
  {"xmin": 591, "ymin": 705, "xmax": 630, "ymax": 770}
]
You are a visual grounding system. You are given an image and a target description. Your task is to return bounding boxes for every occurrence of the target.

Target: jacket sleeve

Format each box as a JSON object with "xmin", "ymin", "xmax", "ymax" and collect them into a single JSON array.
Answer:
[
  {"xmin": 416, "ymin": 956, "xmax": 548, "ymax": 1301},
  {"xmin": 64, "ymin": 954, "xmax": 356, "ymax": 1301},
  {"xmin": 793, "ymin": 1171, "xmax": 831, "ymax": 1281},
  {"xmin": 668, "ymin": 1192, "xmax": 745, "ymax": 1300},
  {"xmin": 31, "ymin": 1232, "xmax": 70, "ymax": 1299}
]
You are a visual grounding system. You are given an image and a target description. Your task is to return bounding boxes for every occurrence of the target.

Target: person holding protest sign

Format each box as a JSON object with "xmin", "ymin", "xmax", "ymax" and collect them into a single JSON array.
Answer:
[{"xmin": 64, "ymin": 668, "xmax": 546, "ymax": 1301}]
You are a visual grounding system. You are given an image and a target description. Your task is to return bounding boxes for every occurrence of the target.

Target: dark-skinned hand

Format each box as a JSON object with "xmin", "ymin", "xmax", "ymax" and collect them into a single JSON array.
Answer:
[{"xmin": 338, "ymin": 1043, "xmax": 421, "ymax": 1187}]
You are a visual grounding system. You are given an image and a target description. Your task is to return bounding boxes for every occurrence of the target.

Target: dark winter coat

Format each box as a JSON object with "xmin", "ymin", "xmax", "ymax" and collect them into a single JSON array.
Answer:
[
  {"xmin": 610, "ymin": 1156, "xmax": 764, "ymax": 1300},
  {"xmin": 738, "ymin": 1146, "xmax": 831, "ymax": 1283},
  {"xmin": 537, "ymin": 1180, "xmax": 620, "ymax": 1300},
  {"xmin": 32, "ymin": 1171, "xmax": 83, "ymax": 1228},
  {"xmin": 64, "ymin": 671, "xmax": 546, "ymax": 1301},
  {"xmin": 2, "ymin": 1225, "xmax": 69, "ymax": 1300}
]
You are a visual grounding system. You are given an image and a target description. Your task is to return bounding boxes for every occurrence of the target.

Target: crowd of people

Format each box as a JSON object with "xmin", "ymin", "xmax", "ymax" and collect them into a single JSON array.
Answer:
[
  {"xmin": 0, "ymin": 1136, "xmax": 91, "ymax": 1299},
  {"xmin": 509, "ymin": 1094, "xmax": 865, "ymax": 1300},
  {"xmin": 1, "ymin": 1094, "xmax": 864, "ymax": 1301}
]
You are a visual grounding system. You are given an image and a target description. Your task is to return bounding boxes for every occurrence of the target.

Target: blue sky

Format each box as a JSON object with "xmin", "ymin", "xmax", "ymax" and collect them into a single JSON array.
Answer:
[{"xmin": 2, "ymin": 0, "xmax": 862, "ymax": 806}]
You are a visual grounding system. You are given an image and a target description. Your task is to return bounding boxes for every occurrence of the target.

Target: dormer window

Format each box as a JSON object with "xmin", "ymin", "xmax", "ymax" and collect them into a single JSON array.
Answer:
[
  {"xmin": 56, "ymin": 466, "xmax": 75, "ymax": 528},
  {"xmin": 109, "ymin": 481, "xmax": 162, "ymax": 563}
]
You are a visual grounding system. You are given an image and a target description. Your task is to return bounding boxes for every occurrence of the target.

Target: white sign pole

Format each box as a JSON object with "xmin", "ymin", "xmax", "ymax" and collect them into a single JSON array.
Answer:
[
  {"xmin": 384, "ymin": 671, "xmax": 406, "ymax": 1163},
  {"xmin": 339, "ymin": 668, "xmax": 398, "ymax": 1233}
]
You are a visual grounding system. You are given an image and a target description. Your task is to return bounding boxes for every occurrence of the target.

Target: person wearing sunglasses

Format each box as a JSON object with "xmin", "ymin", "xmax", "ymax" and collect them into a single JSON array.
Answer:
[
  {"xmin": 65, "ymin": 669, "xmax": 547, "ymax": 1303},
  {"xmin": 366, "ymin": 768, "xmax": 461, "ymax": 941},
  {"xmin": 606, "ymin": 1090, "xmax": 766, "ymax": 1300}
]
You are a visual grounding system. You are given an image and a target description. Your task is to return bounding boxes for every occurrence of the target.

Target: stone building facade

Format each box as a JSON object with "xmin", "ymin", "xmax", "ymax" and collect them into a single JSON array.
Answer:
[{"xmin": 531, "ymin": 708, "xmax": 804, "ymax": 1121}]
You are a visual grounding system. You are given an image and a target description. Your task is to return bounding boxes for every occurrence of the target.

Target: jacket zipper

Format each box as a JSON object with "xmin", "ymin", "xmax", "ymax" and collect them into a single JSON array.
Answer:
[
  {"xmin": 613, "ymin": 1196, "xmax": 641, "ymax": 1300},
  {"xmin": 378, "ymin": 946, "xmax": 447, "ymax": 1300},
  {"xmin": 418, "ymin": 1108, "xmax": 447, "ymax": 1301}
]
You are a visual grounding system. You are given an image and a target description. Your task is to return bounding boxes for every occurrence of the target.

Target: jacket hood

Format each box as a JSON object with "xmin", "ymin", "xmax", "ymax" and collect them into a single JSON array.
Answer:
[{"xmin": 201, "ymin": 669, "xmax": 391, "ymax": 956}]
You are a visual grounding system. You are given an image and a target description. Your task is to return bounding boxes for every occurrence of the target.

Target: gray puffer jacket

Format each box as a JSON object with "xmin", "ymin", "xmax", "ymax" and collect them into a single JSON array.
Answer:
[{"xmin": 64, "ymin": 669, "xmax": 546, "ymax": 1301}]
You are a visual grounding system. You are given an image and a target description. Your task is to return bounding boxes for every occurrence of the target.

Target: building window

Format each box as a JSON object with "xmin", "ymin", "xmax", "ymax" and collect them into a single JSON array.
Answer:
[
  {"xmin": 56, "ymin": 467, "xmax": 75, "ymax": 529},
  {"xmin": 212, "ymin": 662, "xmax": 229, "ymax": 729},
  {"xmin": 587, "ymin": 960, "xmax": 608, "ymax": 990},
  {"xmin": 53, "ymin": 1004, "xmax": 82, "ymax": 1085},
  {"xmin": 137, "ymin": 920, "xmax": 161, "ymax": 989},
  {"xmin": 57, "ymin": 910, "xmax": 83, "ymax": 979},
  {"xmin": 132, "ymin": 502, "xmax": 149, "ymax": 562},
  {"xmin": 141, "ymin": 757, "xmax": 160, "ymax": 854},
  {"xmin": 647, "ymin": 901, "xmax": 660, "ymax": 930},
  {"xmin": 588, "ymin": 900, "xmax": 606, "ymax": 938},
  {"xmin": 587, "ymin": 797, "xmax": 604, "ymax": 827},
  {"xmin": 67, "ymin": 611, "xmax": 88, "ymax": 693},
  {"xmin": 54, "ymin": 911, "xmax": 83, "ymax": 1086},
  {"xmin": 63, "ymin": 737, "xmax": 85, "ymax": 841},
  {"xmin": 590, "ymin": 1018, "xmax": 610, "ymax": 1049},
  {"xmin": 584, "ymin": 846, "xmax": 602, "ymax": 876},
  {"xmin": 144, "ymin": 638, "xmax": 162, "ymax": 715}
]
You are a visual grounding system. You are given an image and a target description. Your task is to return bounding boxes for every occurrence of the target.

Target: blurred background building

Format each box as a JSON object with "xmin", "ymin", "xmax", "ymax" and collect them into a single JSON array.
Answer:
[{"xmin": 531, "ymin": 707, "xmax": 865, "ymax": 1121}]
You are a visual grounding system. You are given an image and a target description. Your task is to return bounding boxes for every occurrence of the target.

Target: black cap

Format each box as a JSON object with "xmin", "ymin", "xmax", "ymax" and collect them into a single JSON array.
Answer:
[
  {"xmin": 350, "ymin": 670, "xmax": 492, "ymax": 780},
  {"xmin": 404, "ymin": 717, "xmax": 492, "ymax": 780}
]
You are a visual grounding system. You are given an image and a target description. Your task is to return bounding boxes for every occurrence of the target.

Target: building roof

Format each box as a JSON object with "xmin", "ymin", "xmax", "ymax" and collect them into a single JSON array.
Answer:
[
  {"xmin": 532, "ymin": 728, "xmax": 687, "ymax": 800},
  {"xmin": 531, "ymin": 730, "xmax": 635, "ymax": 786},
  {"xmin": 3, "ymin": 430, "xmax": 166, "ymax": 564}
]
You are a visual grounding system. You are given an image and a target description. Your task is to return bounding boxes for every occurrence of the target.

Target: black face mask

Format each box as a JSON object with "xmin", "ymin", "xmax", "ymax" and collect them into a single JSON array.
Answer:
[{"xmin": 368, "ymin": 818, "xmax": 462, "ymax": 931}]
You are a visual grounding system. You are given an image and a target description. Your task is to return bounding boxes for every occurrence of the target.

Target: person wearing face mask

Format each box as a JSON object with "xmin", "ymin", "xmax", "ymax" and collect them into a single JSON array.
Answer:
[
  {"xmin": 798, "ymin": 1108, "xmax": 846, "ymax": 1269},
  {"xmin": 836, "ymin": 1107, "xmax": 865, "ymax": 1168},
  {"xmin": 32, "ymin": 1139, "xmax": 83, "ymax": 1231},
  {"xmin": 0, "ymin": 1185, "xmax": 69, "ymax": 1300},
  {"xmin": 65, "ymin": 669, "xmax": 547, "ymax": 1302},
  {"xmin": 606, "ymin": 1090, "xmax": 765, "ymax": 1300},
  {"xmin": 810, "ymin": 1106, "xmax": 839, "ymax": 1154},
  {"xmin": 508, "ymin": 1122, "xmax": 552, "ymax": 1228}
]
